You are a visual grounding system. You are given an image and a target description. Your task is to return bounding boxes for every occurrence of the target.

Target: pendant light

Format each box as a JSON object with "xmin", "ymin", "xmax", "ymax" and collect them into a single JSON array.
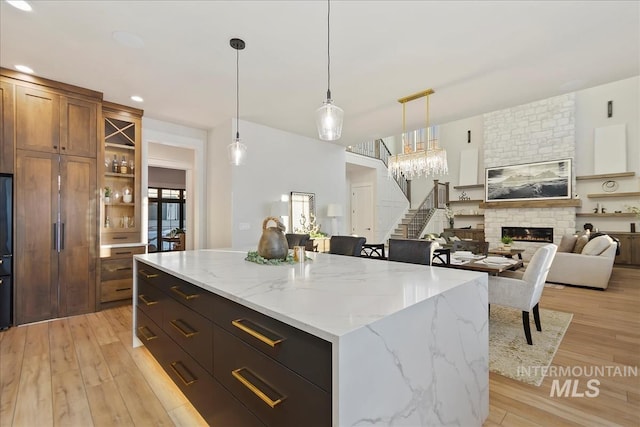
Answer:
[
  {"xmin": 228, "ymin": 38, "xmax": 247, "ymax": 165},
  {"xmin": 315, "ymin": 0, "xmax": 343, "ymax": 141}
]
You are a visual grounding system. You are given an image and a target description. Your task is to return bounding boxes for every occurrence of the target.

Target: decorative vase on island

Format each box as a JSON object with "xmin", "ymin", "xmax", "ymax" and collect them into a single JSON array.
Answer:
[{"xmin": 257, "ymin": 216, "xmax": 288, "ymax": 260}]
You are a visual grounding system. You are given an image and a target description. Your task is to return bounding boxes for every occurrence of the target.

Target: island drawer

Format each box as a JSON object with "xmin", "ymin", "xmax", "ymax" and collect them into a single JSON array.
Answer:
[
  {"xmin": 137, "ymin": 279, "xmax": 165, "ymax": 327},
  {"xmin": 213, "ymin": 325, "xmax": 330, "ymax": 427},
  {"xmin": 163, "ymin": 297, "xmax": 213, "ymax": 374},
  {"xmin": 137, "ymin": 263, "xmax": 217, "ymax": 321},
  {"xmin": 213, "ymin": 294, "xmax": 332, "ymax": 392}
]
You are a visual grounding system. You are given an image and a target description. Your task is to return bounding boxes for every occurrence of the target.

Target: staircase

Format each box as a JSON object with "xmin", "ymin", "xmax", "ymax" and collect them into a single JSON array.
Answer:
[{"xmin": 390, "ymin": 181, "xmax": 449, "ymax": 240}]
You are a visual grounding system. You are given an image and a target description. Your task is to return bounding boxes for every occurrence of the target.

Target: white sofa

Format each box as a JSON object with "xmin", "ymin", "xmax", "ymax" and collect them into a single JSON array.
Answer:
[{"xmin": 546, "ymin": 234, "xmax": 617, "ymax": 290}]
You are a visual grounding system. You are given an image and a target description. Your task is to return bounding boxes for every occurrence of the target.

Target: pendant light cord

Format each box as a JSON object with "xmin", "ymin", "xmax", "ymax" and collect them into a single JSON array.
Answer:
[
  {"xmin": 326, "ymin": 0, "xmax": 331, "ymax": 100},
  {"xmin": 236, "ymin": 46, "xmax": 240, "ymax": 139}
]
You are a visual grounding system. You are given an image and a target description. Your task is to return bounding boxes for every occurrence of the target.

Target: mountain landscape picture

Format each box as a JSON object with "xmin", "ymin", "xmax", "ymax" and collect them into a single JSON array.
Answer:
[{"xmin": 486, "ymin": 159, "xmax": 571, "ymax": 202}]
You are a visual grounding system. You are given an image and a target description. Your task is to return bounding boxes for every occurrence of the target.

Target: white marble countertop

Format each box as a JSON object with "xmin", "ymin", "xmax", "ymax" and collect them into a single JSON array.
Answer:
[{"xmin": 135, "ymin": 249, "xmax": 486, "ymax": 343}]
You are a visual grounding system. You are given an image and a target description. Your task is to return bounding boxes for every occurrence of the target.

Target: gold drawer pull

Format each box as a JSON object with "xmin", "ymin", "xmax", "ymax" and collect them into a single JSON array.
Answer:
[
  {"xmin": 137, "ymin": 326, "xmax": 157, "ymax": 341},
  {"xmin": 170, "ymin": 319, "xmax": 198, "ymax": 338},
  {"xmin": 139, "ymin": 269, "xmax": 159, "ymax": 279},
  {"xmin": 231, "ymin": 319, "xmax": 284, "ymax": 348},
  {"xmin": 115, "ymin": 287, "xmax": 131, "ymax": 292},
  {"xmin": 170, "ymin": 285, "xmax": 200, "ymax": 300},
  {"xmin": 138, "ymin": 294, "xmax": 158, "ymax": 306},
  {"xmin": 232, "ymin": 368, "xmax": 286, "ymax": 408},
  {"xmin": 170, "ymin": 361, "xmax": 197, "ymax": 386}
]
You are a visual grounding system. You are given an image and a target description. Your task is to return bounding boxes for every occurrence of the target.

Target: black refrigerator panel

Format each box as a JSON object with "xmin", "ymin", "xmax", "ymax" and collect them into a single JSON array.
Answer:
[{"xmin": 0, "ymin": 174, "xmax": 12, "ymax": 330}]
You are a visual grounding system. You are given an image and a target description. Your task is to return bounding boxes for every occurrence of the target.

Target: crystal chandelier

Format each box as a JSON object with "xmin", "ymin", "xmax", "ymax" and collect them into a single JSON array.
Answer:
[{"xmin": 388, "ymin": 89, "xmax": 448, "ymax": 180}]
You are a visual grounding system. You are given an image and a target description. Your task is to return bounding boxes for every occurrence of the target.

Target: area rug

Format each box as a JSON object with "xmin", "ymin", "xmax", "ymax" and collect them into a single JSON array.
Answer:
[{"xmin": 489, "ymin": 306, "xmax": 572, "ymax": 386}]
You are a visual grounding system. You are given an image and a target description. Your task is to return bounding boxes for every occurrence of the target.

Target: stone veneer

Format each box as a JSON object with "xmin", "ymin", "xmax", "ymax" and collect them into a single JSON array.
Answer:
[{"xmin": 483, "ymin": 93, "xmax": 576, "ymax": 260}]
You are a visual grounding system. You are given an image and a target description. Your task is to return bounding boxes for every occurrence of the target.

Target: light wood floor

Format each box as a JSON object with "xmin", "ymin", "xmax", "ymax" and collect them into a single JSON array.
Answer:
[{"xmin": 1, "ymin": 267, "xmax": 638, "ymax": 427}]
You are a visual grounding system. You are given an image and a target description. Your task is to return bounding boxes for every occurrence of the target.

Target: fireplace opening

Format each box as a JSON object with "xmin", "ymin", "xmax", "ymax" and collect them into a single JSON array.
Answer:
[{"xmin": 502, "ymin": 227, "xmax": 553, "ymax": 243}]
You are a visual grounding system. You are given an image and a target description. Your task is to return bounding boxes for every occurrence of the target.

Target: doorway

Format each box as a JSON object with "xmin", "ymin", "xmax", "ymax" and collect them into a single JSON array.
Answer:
[{"xmin": 351, "ymin": 184, "xmax": 374, "ymax": 242}]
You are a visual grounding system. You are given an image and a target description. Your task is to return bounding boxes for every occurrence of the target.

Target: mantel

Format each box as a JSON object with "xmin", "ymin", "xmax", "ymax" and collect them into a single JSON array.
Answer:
[{"xmin": 479, "ymin": 199, "xmax": 582, "ymax": 209}]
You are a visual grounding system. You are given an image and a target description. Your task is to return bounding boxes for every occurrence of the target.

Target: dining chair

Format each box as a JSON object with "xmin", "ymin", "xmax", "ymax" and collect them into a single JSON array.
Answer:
[
  {"xmin": 329, "ymin": 236, "xmax": 366, "ymax": 256},
  {"xmin": 361, "ymin": 243, "xmax": 386, "ymax": 259},
  {"xmin": 488, "ymin": 243, "xmax": 558, "ymax": 345},
  {"xmin": 285, "ymin": 233, "xmax": 310, "ymax": 249},
  {"xmin": 388, "ymin": 239, "xmax": 433, "ymax": 265}
]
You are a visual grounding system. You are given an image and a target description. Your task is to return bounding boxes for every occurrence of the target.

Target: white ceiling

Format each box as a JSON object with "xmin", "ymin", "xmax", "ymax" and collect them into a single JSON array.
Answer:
[{"xmin": 1, "ymin": 1, "xmax": 638, "ymax": 147}]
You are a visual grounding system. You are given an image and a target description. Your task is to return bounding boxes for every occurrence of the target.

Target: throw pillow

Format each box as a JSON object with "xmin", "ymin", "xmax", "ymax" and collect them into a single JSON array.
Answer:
[
  {"xmin": 581, "ymin": 235, "xmax": 613, "ymax": 256},
  {"xmin": 558, "ymin": 234, "xmax": 578, "ymax": 253},
  {"xmin": 573, "ymin": 235, "xmax": 589, "ymax": 254}
]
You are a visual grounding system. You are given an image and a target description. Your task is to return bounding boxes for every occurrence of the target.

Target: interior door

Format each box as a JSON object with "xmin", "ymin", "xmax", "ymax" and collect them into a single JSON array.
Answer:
[
  {"xmin": 58, "ymin": 155, "xmax": 96, "ymax": 316},
  {"xmin": 351, "ymin": 184, "xmax": 374, "ymax": 242},
  {"xmin": 15, "ymin": 151, "xmax": 58, "ymax": 324}
]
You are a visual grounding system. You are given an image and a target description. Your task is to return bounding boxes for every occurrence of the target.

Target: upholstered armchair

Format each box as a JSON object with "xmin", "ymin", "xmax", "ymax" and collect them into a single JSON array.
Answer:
[
  {"xmin": 388, "ymin": 239, "xmax": 434, "ymax": 265},
  {"xmin": 329, "ymin": 236, "xmax": 366, "ymax": 256},
  {"xmin": 488, "ymin": 243, "xmax": 557, "ymax": 345}
]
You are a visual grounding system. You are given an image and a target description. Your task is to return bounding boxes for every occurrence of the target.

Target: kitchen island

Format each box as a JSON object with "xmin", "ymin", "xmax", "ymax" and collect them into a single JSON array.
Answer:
[{"xmin": 133, "ymin": 249, "xmax": 489, "ymax": 426}]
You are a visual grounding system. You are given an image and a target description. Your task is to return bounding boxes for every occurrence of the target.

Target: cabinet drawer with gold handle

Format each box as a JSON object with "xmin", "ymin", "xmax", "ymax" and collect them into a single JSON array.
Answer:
[
  {"xmin": 214, "ymin": 295, "xmax": 331, "ymax": 392},
  {"xmin": 214, "ymin": 325, "xmax": 330, "ymax": 427},
  {"xmin": 137, "ymin": 280, "xmax": 164, "ymax": 325},
  {"xmin": 163, "ymin": 298, "xmax": 212, "ymax": 374}
]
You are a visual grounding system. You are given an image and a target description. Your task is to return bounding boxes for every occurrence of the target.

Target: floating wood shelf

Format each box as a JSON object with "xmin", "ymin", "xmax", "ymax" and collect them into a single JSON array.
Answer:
[
  {"xmin": 453, "ymin": 184, "xmax": 484, "ymax": 190},
  {"xmin": 576, "ymin": 172, "xmax": 635, "ymax": 180},
  {"xmin": 586, "ymin": 192, "xmax": 640, "ymax": 198},
  {"xmin": 576, "ymin": 213, "xmax": 637, "ymax": 217},
  {"xmin": 479, "ymin": 199, "xmax": 582, "ymax": 209},
  {"xmin": 448, "ymin": 199, "xmax": 484, "ymax": 205}
]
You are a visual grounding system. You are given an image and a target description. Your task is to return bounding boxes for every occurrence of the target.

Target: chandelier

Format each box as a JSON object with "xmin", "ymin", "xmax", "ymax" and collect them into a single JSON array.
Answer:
[{"xmin": 388, "ymin": 89, "xmax": 448, "ymax": 180}]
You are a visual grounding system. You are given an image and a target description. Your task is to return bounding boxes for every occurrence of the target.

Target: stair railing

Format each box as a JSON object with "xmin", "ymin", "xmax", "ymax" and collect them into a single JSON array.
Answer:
[
  {"xmin": 347, "ymin": 139, "xmax": 410, "ymax": 202},
  {"xmin": 400, "ymin": 180, "xmax": 449, "ymax": 239}
]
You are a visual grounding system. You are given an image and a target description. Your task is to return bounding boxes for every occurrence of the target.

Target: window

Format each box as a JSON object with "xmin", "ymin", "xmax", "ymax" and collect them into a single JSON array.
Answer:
[{"xmin": 147, "ymin": 187, "xmax": 186, "ymax": 252}]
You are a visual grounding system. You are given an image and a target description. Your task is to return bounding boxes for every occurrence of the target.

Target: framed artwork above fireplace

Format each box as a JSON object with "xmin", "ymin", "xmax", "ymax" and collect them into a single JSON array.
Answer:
[{"xmin": 485, "ymin": 159, "xmax": 572, "ymax": 202}]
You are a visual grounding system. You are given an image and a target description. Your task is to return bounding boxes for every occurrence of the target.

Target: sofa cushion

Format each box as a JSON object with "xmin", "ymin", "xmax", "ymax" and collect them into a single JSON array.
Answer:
[
  {"xmin": 581, "ymin": 235, "xmax": 614, "ymax": 256},
  {"xmin": 573, "ymin": 235, "xmax": 589, "ymax": 254},
  {"xmin": 558, "ymin": 234, "xmax": 578, "ymax": 253}
]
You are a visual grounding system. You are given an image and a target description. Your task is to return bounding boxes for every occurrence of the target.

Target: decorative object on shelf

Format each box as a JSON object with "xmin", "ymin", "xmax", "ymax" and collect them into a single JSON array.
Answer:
[
  {"xmin": 315, "ymin": 0, "xmax": 343, "ymax": 141},
  {"xmin": 486, "ymin": 159, "xmax": 571, "ymax": 202},
  {"xmin": 459, "ymin": 191, "xmax": 471, "ymax": 201},
  {"xmin": 122, "ymin": 185, "xmax": 133, "ymax": 203},
  {"xmin": 388, "ymin": 88, "xmax": 448, "ymax": 180},
  {"xmin": 120, "ymin": 155, "xmax": 128, "ymax": 174},
  {"xmin": 111, "ymin": 154, "xmax": 119, "ymax": 173},
  {"xmin": 501, "ymin": 235, "xmax": 514, "ymax": 247},
  {"xmin": 104, "ymin": 186, "xmax": 112, "ymax": 203},
  {"xmin": 445, "ymin": 205, "xmax": 455, "ymax": 228},
  {"xmin": 601, "ymin": 180, "xmax": 618, "ymax": 192},
  {"xmin": 632, "ymin": 223, "xmax": 636, "ymax": 233},
  {"xmin": 228, "ymin": 38, "xmax": 248, "ymax": 166},
  {"xmin": 257, "ymin": 216, "xmax": 288, "ymax": 260}
]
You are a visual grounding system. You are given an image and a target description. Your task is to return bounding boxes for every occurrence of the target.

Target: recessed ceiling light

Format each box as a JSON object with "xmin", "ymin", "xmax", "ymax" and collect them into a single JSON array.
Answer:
[
  {"xmin": 130, "ymin": 95, "xmax": 144, "ymax": 103},
  {"xmin": 15, "ymin": 64, "xmax": 34, "ymax": 74},
  {"xmin": 112, "ymin": 31, "xmax": 145, "ymax": 49},
  {"xmin": 6, "ymin": 1, "xmax": 32, "ymax": 12}
]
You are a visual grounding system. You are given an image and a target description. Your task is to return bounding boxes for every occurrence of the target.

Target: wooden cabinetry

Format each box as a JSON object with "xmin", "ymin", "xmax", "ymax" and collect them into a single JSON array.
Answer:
[
  {"xmin": 0, "ymin": 80, "xmax": 15, "ymax": 174},
  {"xmin": 101, "ymin": 102, "xmax": 142, "ymax": 244},
  {"xmin": 2, "ymin": 68, "xmax": 101, "ymax": 325},
  {"xmin": 136, "ymin": 262, "xmax": 332, "ymax": 426},
  {"xmin": 605, "ymin": 232, "xmax": 640, "ymax": 266},
  {"xmin": 100, "ymin": 245, "xmax": 145, "ymax": 303}
]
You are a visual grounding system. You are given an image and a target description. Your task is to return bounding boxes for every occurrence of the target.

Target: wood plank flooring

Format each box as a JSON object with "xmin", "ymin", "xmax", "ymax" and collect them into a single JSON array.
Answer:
[{"xmin": 0, "ymin": 267, "xmax": 638, "ymax": 426}]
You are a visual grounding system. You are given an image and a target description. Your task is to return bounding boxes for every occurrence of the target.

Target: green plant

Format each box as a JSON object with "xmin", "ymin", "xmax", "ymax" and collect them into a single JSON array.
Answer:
[
  {"xmin": 104, "ymin": 186, "xmax": 112, "ymax": 197},
  {"xmin": 501, "ymin": 235, "xmax": 514, "ymax": 245}
]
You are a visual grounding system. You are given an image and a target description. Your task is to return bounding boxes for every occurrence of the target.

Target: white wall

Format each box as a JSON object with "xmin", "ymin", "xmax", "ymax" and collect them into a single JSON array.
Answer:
[
  {"xmin": 209, "ymin": 119, "xmax": 347, "ymax": 250},
  {"xmin": 345, "ymin": 151, "xmax": 409, "ymax": 243},
  {"xmin": 143, "ymin": 117, "xmax": 208, "ymax": 250}
]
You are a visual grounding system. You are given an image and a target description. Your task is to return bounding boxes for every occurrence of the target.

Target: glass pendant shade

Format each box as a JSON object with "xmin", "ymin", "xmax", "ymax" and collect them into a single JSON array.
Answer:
[
  {"xmin": 227, "ymin": 138, "xmax": 247, "ymax": 166},
  {"xmin": 315, "ymin": 99, "xmax": 344, "ymax": 141}
]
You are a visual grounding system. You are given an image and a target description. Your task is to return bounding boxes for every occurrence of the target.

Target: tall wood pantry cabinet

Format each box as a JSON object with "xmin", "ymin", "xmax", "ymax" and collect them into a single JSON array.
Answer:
[{"xmin": 1, "ymin": 68, "xmax": 101, "ymax": 324}]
